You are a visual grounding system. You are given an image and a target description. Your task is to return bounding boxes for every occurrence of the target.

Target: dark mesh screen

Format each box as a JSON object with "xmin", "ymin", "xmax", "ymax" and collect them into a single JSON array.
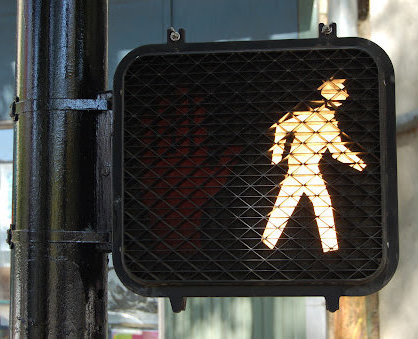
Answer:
[{"xmin": 122, "ymin": 49, "xmax": 382, "ymax": 283}]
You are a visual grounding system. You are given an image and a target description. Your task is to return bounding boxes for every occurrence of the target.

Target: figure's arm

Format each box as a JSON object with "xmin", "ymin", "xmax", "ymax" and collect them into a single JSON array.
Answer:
[
  {"xmin": 327, "ymin": 135, "xmax": 366, "ymax": 171},
  {"xmin": 269, "ymin": 125, "xmax": 287, "ymax": 164},
  {"xmin": 269, "ymin": 112, "xmax": 293, "ymax": 164}
]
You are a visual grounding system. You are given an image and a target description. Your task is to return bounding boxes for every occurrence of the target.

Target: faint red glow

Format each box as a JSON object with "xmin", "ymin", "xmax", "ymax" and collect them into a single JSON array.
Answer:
[{"xmin": 141, "ymin": 88, "xmax": 240, "ymax": 253}]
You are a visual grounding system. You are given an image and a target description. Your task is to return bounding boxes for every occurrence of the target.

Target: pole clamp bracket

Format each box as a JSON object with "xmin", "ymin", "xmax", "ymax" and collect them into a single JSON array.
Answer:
[
  {"xmin": 9, "ymin": 91, "xmax": 112, "ymax": 121},
  {"xmin": 7, "ymin": 224, "xmax": 111, "ymax": 252}
]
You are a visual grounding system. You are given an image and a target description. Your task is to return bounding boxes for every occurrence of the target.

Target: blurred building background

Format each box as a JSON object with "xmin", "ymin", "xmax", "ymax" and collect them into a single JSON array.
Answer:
[
  {"xmin": 363, "ymin": 1, "xmax": 418, "ymax": 338},
  {"xmin": 0, "ymin": 0, "xmax": 414, "ymax": 338}
]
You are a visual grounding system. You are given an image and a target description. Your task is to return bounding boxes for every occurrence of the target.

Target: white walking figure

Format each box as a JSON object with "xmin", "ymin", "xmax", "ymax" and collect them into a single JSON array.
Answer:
[{"xmin": 262, "ymin": 79, "xmax": 366, "ymax": 252}]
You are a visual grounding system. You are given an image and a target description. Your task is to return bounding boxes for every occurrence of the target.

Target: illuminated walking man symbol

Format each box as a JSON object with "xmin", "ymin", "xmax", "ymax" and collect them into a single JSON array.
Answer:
[{"xmin": 262, "ymin": 79, "xmax": 366, "ymax": 252}]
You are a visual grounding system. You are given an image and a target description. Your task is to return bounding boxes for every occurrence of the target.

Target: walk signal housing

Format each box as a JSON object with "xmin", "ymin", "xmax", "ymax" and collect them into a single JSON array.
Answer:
[{"xmin": 112, "ymin": 25, "xmax": 398, "ymax": 312}]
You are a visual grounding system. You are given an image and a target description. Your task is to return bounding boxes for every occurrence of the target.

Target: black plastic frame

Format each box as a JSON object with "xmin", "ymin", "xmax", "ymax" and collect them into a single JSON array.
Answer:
[{"xmin": 112, "ymin": 31, "xmax": 398, "ymax": 309}]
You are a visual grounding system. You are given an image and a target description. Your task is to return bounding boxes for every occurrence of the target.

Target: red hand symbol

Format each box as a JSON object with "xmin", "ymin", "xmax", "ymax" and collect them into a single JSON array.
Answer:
[{"xmin": 141, "ymin": 88, "xmax": 241, "ymax": 254}]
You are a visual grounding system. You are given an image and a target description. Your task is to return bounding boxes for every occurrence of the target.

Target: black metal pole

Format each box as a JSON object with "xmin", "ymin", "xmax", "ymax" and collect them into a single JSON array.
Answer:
[{"xmin": 10, "ymin": 1, "xmax": 108, "ymax": 337}]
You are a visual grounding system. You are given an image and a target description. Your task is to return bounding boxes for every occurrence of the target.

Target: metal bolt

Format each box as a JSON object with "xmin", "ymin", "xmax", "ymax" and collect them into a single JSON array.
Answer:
[
  {"xmin": 321, "ymin": 24, "xmax": 332, "ymax": 35},
  {"xmin": 170, "ymin": 29, "xmax": 181, "ymax": 42},
  {"xmin": 6, "ymin": 229, "xmax": 11, "ymax": 245},
  {"xmin": 101, "ymin": 165, "xmax": 110, "ymax": 177}
]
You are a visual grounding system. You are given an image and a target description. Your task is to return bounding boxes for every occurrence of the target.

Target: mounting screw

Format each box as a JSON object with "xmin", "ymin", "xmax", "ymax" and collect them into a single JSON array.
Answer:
[
  {"xmin": 101, "ymin": 165, "xmax": 110, "ymax": 177},
  {"xmin": 6, "ymin": 225, "xmax": 14, "ymax": 249},
  {"xmin": 9, "ymin": 97, "xmax": 19, "ymax": 122},
  {"xmin": 6, "ymin": 229, "xmax": 11, "ymax": 246},
  {"xmin": 321, "ymin": 24, "xmax": 332, "ymax": 35},
  {"xmin": 169, "ymin": 27, "xmax": 181, "ymax": 42}
]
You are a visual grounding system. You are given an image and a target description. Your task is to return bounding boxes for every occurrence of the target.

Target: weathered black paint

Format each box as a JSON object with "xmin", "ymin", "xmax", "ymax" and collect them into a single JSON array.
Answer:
[{"xmin": 11, "ymin": 1, "xmax": 109, "ymax": 337}]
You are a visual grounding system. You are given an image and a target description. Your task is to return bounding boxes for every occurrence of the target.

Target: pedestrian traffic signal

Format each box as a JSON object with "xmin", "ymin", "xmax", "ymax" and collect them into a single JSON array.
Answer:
[{"xmin": 112, "ymin": 25, "xmax": 398, "ymax": 312}]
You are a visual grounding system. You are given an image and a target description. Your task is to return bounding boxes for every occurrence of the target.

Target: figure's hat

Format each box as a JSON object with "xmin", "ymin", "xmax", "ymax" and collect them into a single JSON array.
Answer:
[{"xmin": 318, "ymin": 79, "xmax": 348, "ymax": 102}]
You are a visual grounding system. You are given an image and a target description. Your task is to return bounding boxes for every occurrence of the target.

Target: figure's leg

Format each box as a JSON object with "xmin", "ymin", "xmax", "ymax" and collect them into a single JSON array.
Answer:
[
  {"xmin": 263, "ymin": 176, "xmax": 302, "ymax": 249},
  {"xmin": 306, "ymin": 175, "xmax": 338, "ymax": 252}
]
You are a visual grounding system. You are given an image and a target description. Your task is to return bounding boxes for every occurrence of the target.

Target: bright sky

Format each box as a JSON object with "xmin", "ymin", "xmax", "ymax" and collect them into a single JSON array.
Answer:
[{"xmin": 0, "ymin": 129, "xmax": 13, "ymax": 162}]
